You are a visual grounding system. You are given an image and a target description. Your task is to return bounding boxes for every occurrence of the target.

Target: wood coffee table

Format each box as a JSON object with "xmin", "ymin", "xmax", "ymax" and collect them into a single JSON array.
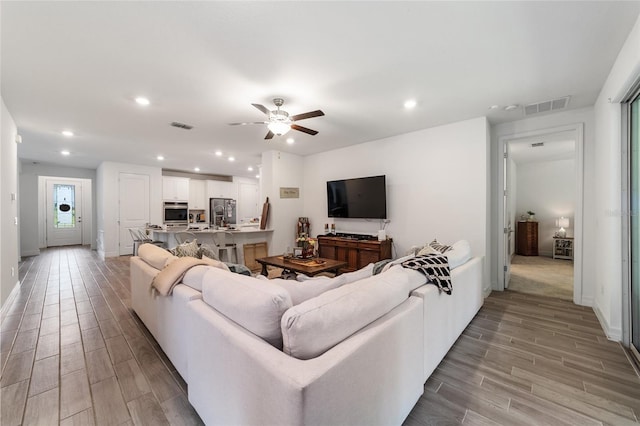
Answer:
[{"xmin": 256, "ymin": 256, "xmax": 347, "ymax": 277}]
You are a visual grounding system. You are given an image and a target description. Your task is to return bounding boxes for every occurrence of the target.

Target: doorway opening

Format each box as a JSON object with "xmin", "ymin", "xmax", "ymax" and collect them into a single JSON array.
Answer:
[{"xmin": 497, "ymin": 124, "xmax": 584, "ymax": 305}]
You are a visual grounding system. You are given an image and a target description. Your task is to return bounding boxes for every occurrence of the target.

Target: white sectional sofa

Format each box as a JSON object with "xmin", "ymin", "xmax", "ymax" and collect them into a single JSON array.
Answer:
[{"xmin": 130, "ymin": 243, "xmax": 484, "ymax": 425}]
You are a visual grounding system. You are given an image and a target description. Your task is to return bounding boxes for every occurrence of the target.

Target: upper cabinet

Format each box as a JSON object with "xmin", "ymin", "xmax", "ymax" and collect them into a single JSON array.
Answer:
[
  {"xmin": 206, "ymin": 180, "xmax": 238, "ymax": 200},
  {"xmin": 189, "ymin": 179, "xmax": 206, "ymax": 210},
  {"xmin": 163, "ymin": 176, "xmax": 190, "ymax": 201}
]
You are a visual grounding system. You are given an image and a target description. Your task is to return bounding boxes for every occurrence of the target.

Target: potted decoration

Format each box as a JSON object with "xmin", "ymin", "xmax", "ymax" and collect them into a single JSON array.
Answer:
[{"xmin": 527, "ymin": 210, "xmax": 536, "ymax": 221}]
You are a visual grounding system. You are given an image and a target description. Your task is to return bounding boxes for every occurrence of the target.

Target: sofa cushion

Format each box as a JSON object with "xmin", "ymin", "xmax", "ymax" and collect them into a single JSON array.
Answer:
[
  {"xmin": 138, "ymin": 243, "xmax": 177, "ymax": 270},
  {"xmin": 281, "ymin": 265, "xmax": 426, "ymax": 360},
  {"xmin": 263, "ymin": 275, "xmax": 347, "ymax": 305},
  {"xmin": 445, "ymin": 240, "xmax": 472, "ymax": 270},
  {"xmin": 182, "ymin": 261, "xmax": 230, "ymax": 292},
  {"xmin": 201, "ymin": 268, "xmax": 292, "ymax": 349}
]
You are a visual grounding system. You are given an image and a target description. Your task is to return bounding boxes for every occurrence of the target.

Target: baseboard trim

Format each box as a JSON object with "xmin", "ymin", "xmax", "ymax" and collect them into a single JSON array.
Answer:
[
  {"xmin": 1, "ymin": 279, "xmax": 21, "ymax": 319},
  {"xmin": 580, "ymin": 296, "xmax": 593, "ymax": 307},
  {"xmin": 593, "ymin": 301, "xmax": 622, "ymax": 341},
  {"xmin": 20, "ymin": 249, "xmax": 40, "ymax": 257}
]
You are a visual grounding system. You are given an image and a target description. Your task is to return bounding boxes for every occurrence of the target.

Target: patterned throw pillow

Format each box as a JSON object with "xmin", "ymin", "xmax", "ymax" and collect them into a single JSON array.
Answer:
[
  {"xmin": 198, "ymin": 243, "xmax": 219, "ymax": 260},
  {"xmin": 428, "ymin": 238, "xmax": 452, "ymax": 253},
  {"xmin": 174, "ymin": 240, "xmax": 200, "ymax": 258},
  {"xmin": 417, "ymin": 244, "xmax": 440, "ymax": 256}
]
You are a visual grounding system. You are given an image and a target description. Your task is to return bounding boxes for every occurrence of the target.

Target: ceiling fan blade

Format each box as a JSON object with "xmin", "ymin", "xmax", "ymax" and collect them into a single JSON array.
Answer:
[
  {"xmin": 264, "ymin": 130, "xmax": 275, "ymax": 140},
  {"xmin": 290, "ymin": 110, "xmax": 325, "ymax": 121},
  {"xmin": 228, "ymin": 121, "xmax": 267, "ymax": 126},
  {"xmin": 252, "ymin": 103, "xmax": 271, "ymax": 116},
  {"xmin": 291, "ymin": 124, "xmax": 319, "ymax": 136}
]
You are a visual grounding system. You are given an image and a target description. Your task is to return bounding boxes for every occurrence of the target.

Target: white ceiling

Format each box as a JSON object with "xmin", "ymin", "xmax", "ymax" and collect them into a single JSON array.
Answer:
[
  {"xmin": 509, "ymin": 131, "xmax": 576, "ymax": 164},
  {"xmin": 2, "ymin": 2, "xmax": 639, "ymax": 178}
]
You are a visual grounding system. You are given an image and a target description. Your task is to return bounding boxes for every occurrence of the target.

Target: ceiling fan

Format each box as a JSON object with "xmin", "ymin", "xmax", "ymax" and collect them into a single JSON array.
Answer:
[{"xmin": 229, "ymin": 98, "xmax": 324, "ymax": 140}]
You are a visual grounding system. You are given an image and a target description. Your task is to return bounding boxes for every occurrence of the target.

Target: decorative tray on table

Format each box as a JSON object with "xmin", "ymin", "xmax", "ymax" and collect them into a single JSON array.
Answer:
[{"xmin": 280, "ymin": 256, "xmax": 326, "ymax": 266}]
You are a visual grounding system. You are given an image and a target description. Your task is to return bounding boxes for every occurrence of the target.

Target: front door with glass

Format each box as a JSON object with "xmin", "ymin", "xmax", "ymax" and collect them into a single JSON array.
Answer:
[{"xmin": 46, "ymin": 179, "xmax": 82, "ymax": 247}]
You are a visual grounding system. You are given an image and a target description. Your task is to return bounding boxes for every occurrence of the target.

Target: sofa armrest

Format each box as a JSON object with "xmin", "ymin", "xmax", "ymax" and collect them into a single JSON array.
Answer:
[{"xmin": 187, "ymin": 296, "xmax": 424, "ymax": 426}]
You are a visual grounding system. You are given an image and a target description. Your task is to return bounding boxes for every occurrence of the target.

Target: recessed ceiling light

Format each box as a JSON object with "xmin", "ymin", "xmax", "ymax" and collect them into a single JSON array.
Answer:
[
  {"xmin": 504, "ymin": 104, "xmax": 519, "ymax": 111},
  {"xmin": 489, "ymin": 105, "xmax": 500, "ymax": 110},
  {"xmin": 255, "ymin": 174, "xmax": 260, "ymax": 179},
  {"xmin": 135, "ymin": 97, "xmax": 150, "ymax": 106},
  {"xmin": 157, "ymin": 155, "xmax": 164, "ymax": 161},
  {"xmin": 247, "ymin": 166, "xmax": 253, "ymax": 172},
  {"xmin": 215, "ymin": 151, "xmax": 223, "ymax": 157},
  {"xmin": 403, "ymin": 99, "xmax": 417, "ymax": 109},
  {"xmin": 62, "ymin": 130, "xmax": 74, "ymax": 137},
  {"xmin": 286, "ymin": 138, "xmax": 295, "ymax": 145},
  {"xmin": 61, "ymin": 150, "xmax": 70, "ymax": 156},
  {"xmin": 228, "ymin": 156, "xmax": 235, "ymax": 162},
  {"xmin": 194, "ymin": 167, "xmax": 200, "ymax": 172}
]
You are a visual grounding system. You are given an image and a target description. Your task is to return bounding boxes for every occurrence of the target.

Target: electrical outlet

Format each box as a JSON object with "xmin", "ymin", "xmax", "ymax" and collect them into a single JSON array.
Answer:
[
  {"xmin": 14, "ymin": 217, "xmax": 18, "ymax": 225},
  {"xmin": 11, "ymin": 267, "xmax": 15, "ymax": 277}
]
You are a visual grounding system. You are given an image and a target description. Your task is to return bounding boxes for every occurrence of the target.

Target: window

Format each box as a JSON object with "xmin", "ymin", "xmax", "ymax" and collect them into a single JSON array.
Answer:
[{"xmin": 53, "ymin": 184, "xmax": 76, "ymax": 228}]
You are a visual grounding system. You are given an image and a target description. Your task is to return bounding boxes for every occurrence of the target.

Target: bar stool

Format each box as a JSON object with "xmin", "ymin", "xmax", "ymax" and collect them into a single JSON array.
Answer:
[{"xmin": 212, "ymin": 231, "xmax": 237, "ymax": 263}]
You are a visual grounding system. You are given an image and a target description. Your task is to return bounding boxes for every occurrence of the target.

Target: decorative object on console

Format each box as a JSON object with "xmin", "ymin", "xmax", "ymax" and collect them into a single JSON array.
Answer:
[
  {"xmin": 527, "ymin": 210, "xmax": 536, "ymax": 221},
  {"xmin": 556, "ymin": 217, "xmax": 570, "ymax": 238},
  {"xmin": 228, "ymin": 98, "xmax": 324, "ymax": 139},
  {"xmin": 297, "ymin": 217, "xmax": 310, "ymax": 238}
]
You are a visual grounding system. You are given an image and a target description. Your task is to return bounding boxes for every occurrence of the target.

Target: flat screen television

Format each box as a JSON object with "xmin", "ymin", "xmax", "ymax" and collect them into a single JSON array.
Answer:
[{"xmin": 326, "ymin": 175, "xmax": 387, "ymax": 219}]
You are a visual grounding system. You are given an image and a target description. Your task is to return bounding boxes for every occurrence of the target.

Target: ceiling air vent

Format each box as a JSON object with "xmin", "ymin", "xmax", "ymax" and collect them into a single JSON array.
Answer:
[
  {"xmin": 524, "ymin": 96, "xmax": 570, "ymax": 116},
  {"xmin": 170, "ymin": 121, "xmax": 194, "ymax": 130},
  {"xmin": 531, "ymin": 142, "xmax": 544, "ymax": 148}
]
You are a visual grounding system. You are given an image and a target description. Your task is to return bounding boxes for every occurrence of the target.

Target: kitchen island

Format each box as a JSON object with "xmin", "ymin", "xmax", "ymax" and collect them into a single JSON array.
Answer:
[{"xmin": 150, "ymin": 227, "xmax": 273, "ymax": 266}]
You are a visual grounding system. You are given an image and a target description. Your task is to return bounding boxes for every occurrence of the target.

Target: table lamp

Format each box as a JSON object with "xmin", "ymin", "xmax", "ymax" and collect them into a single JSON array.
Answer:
[{"xmin": 557, "ymin": 217, "xmax": 570, "ymax": 238}]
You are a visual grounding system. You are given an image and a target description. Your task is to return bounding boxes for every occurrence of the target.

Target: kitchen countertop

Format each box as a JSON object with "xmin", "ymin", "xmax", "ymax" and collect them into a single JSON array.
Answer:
[{"xmin": 150, "ymin": 227, "xmax": 273, "ymax": 234}]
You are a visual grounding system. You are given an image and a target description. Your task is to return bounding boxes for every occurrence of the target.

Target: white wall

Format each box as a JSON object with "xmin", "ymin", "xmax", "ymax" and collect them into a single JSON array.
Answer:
[
  {"xmin": 260, "ymin": 151, "xmax": 305, "ymax": 255},
  {"xmin": 491, "ymin": 107, "xmax": 595, "ymax": 301},
  {"xmin": 302, "ymin": 117, "xmax": 490, "ymax": 290},
  {"xmin": 96, "ymin": 161, "xmax": 162, "ymax": 258},
  {"xmin": 1, "ymin": 97, "xmax": 20, "ymax": 309},
  {"xmin": 19, "ymin": 161, "xmax": 97, "ymax": 256},
  {"xmin": 592, "ymin": 14, "xmax": 640, "ymax": 340},
  {"xmin": 515, "ymin": 159, "xmax": 575, "ymax": 256}
]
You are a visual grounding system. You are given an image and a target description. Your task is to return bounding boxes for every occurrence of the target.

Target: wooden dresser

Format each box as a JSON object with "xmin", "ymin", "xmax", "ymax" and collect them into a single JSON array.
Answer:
[
  {"xmin": 317, "ymin": 235, "xmax": 392, "ymax": 272},
  {"xmin": 516, "ymin": 221, "xmax": 538, "ymax": 256}
]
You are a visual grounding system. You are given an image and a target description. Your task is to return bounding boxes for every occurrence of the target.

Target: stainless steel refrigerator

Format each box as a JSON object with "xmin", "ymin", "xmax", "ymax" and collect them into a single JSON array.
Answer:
[{"xmin": 210, "ymin": 198, "xmax": 236, "ymax": 227}]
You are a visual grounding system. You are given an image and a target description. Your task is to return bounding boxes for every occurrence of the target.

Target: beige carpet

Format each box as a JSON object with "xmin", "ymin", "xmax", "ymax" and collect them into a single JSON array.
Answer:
[{"xmin": 507, "ymin": 255, "xmax": 574, "ymax": 300}]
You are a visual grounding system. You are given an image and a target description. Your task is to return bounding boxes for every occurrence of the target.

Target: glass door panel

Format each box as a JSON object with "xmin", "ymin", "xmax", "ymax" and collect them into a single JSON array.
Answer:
[{"xmin": 631, "ymin": 94, "xmax": 640, "ymax": 355}]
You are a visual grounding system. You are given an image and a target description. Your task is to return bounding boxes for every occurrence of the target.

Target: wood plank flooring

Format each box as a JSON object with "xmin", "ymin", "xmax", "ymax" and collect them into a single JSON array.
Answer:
[
  {"xmin": 404, "ymin": 290, "xmax": 640, "ymax": 426},
  {"xmin": 0, "ymin": 246, "xmax": 202, "ymax": 425},
  {"xmin": 1, "ymin": 246, "xmax": 639, "ymax": 425}
]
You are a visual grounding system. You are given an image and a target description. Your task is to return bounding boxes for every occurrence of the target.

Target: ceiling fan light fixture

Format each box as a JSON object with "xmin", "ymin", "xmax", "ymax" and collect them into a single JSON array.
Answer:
[{"xmin": 267, "ymin": 121, "xmax": 291, "ymax": 136}]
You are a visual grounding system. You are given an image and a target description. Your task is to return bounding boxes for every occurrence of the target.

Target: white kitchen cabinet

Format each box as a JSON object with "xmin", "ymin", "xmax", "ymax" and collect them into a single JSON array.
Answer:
[
  {"xmin": 206, "ymin": 180, "xmax": 237, "ymax": 200},
  {"xmin": 189, "ymin": 179, "xmax": 206, "ymax": 210},
  {"xmin": 163, "ymin": 176, "xmax": 190, "ymax": 201}
]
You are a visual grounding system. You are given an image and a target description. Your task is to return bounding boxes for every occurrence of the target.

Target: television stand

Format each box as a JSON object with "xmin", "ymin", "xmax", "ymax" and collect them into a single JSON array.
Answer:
[{"xmin": 317, "ymin": 235, "xmax": 392, "ymax": 272}]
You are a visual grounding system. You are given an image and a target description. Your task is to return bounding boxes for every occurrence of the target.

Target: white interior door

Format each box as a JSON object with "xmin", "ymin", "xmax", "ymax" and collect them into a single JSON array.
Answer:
[
  {"xmin": 503, "ymin": 144, "xmax": 513, "ymax": 288},
  {"xmin": 119, "ymin": 173, "xmax": 150, "ymax": 256},
  {"xmin": 46, "ymin": 179, "xmax": 83, "ymax": 247}
]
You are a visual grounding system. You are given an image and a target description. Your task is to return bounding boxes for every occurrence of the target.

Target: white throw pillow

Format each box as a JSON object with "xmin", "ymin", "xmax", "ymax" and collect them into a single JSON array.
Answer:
[
  {"xmin": 445, "ymin": 240, "xmax": 472, "ymax": 270},
  {"xmin": 201, "ymin": 268, "xmax": 292, "ymax": 349}
]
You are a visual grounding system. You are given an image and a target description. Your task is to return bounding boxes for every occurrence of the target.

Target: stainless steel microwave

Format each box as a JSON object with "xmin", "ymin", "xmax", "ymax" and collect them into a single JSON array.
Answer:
[{"xmin": 163, "ymin": 202, "xmax": 188, "ymax": 224}]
